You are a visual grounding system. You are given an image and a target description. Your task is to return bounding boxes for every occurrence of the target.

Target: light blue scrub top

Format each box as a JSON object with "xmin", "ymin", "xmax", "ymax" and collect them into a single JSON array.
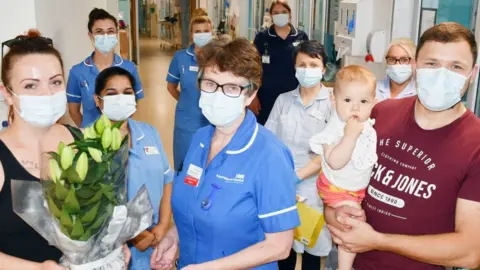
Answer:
[
  {"xmin": 172, "ymin": 110, "xmax": 300, "ymax": 269},
  {"xmin": 166, "ymin": 44, "xmax": 209, "ymax": 169},
  {"xmin": 126, "ymin": 118, "xmax": 173, "ymax": 270},
  {"xmin": 375, "ymin": 78, "xmax": 416, "ymax": 102},
  {"xmin": 265, "ymin": 86, "xmax": 333, "ymax": 256},
  {"xmin": 67, "ymin": 53, "xmax": 144, "ymax": 128}
]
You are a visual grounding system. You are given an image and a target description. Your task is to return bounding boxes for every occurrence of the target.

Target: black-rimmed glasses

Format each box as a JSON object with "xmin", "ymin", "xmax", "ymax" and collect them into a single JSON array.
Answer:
[
  {"xmin": 198, "ymin": 78, "xmax": 251, "ymax": 98},
  {"xmin": 1, "ymin": 36, "xmax": 53, "ymax": 60},
  {"xmin": 385, "ymin": 57, "xmax": 411, "ymax": 65}
]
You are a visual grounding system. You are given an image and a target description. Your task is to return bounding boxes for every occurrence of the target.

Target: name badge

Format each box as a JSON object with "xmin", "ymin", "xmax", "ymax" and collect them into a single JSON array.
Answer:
[
  {"xmin": 262, "ymin": 55, "xmax": 270, "ymax": 64},
  {"xmin": 189, "ymin": 66, "xmax": 199, "ymax": 72},
  {"xmin": 144, "ymin": 146, "xmax": 160, "ymax": 155},
  {"xmin": 184, "ymin": 164, "xmax": 203, "ymax": 187},
  {"xmin": 293, "ymin": 41, "xmax": 301, "ymax": 47}
]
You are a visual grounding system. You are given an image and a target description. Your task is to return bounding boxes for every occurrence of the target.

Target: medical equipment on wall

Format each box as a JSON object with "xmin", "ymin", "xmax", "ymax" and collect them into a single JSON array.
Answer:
[{"xmin": 333, "ymin": 0, "xmax": 393, "ymax": 79}]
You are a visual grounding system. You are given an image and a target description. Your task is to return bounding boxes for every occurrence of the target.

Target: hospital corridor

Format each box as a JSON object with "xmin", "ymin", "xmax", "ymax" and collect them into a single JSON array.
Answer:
[{"xmin": 2, "ymin": 0, "xmax": 480, "ymax": 270}]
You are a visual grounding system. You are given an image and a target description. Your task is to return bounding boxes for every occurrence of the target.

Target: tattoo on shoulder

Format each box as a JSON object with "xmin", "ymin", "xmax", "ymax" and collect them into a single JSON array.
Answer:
[{"xmin": 20, "ymin": 160, "xmax": 40, "ymax": 171}]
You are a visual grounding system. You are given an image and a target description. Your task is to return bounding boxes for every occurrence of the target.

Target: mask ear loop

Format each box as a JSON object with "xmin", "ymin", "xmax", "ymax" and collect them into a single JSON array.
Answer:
[{"xmin": 5, "ymin": 87, "xmax": 23, "ymax": 119}]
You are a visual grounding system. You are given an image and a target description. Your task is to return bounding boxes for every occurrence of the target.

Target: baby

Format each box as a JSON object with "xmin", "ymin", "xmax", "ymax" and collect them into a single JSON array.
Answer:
[{"xmin": 309, "ymin": 65, "xmax": 378, "ymax": 270}]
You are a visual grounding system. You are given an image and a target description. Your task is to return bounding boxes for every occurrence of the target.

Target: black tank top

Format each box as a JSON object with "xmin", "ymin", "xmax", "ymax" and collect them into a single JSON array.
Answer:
[{"xmin": 0, "ymin": 140, "xmax": 62, "ymax": 262}]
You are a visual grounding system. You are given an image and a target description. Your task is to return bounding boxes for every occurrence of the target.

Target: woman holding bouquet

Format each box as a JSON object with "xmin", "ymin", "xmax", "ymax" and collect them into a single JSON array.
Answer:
[
  {"xmin": 0, "ymin": 30, "xmax": 65, "ymax": 269},
  {"xmin": 151, "ymin": 37, "xmax": 299, "ymax": 270},
  {"xmin": 92, "ymin": 66, "xmax": 174, "ymax": 270}
]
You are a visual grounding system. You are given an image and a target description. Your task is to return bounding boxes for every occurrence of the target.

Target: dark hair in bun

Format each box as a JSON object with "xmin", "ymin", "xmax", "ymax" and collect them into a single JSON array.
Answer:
[
  {"xmin": 1, "ymin": 28, "xmax": 63, "ymax": 123},
  {"xmin": 88, "ymin": 8, "xmax": 118, "ymax": 32}
]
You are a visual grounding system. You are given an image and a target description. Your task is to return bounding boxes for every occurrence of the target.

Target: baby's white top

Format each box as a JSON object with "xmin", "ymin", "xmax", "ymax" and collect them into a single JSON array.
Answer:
[{"xmin": 309, "ymin": 111, "xmax": 378, "ymax": 191}]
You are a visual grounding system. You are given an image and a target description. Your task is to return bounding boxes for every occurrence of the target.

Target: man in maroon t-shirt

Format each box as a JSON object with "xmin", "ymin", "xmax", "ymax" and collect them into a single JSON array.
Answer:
[{"xmin": 325, "ymin": 22, "xmax": 480, "ymax": 270}]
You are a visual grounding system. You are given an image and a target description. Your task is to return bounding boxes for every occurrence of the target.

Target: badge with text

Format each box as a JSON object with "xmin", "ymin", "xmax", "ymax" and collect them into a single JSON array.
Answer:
[
  {"xmin": 184, "ymin": 164, "xmax": 203, "ymax": 187},
  {"xmin": 262, "ymin": 55, "xmax": 270, "ymax": 64},
  {"xmin": 189, "ymin": 66, "xmax": 199, "ymax": 72},
  {"xmin": 293, "ymin": 41, "xmax": 301, "ymax": 47},
  {"xmin": 144, "ymin": 146, "xmax": 160, "ymax": 155}
]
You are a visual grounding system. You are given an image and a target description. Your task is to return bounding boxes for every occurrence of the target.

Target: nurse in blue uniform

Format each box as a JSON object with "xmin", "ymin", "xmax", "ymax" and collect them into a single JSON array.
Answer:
[
  {"xmin": 166, "ymin": 13, "xmax": 213, "ymax": 171},
  {"xmin": 376, "ymin": 38, "xmax": 417, "ymax": 102},
  {"xmin": 251, "ymin": 1, "xmax": 309, "ymax": 125},
  {"xmin": 93, "ymin": 67, "xmax": 173, "ymax": 270},
  {"xmin": 67, "ymin": 8, "xmax": 144, "ymax": 128},
  {"xmin": 151, "ymin": 38, "xmax": 299, "ymax": 270}
]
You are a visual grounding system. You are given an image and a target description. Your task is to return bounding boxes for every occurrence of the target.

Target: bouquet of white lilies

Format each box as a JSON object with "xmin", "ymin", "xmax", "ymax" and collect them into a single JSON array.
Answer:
[{"xmin": 11, "ymin": 115, "xmax": 153, "ymax": 270}]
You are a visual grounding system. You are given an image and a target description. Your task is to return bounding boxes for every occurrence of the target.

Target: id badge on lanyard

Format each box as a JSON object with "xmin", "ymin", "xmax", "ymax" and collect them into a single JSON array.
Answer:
[{"xmin": 262, "ymin": 41, "xmax": 270, "ymax": 64}]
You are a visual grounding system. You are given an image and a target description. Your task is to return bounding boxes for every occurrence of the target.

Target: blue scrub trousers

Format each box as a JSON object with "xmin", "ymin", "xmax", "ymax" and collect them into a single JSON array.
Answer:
[
  {"xmin": 173, "ymin": 126, "xmax": 198, "ymax": 170},
  {"xmin": 129, "ymin": 246, "xmax": 153, "ymax": 270}
]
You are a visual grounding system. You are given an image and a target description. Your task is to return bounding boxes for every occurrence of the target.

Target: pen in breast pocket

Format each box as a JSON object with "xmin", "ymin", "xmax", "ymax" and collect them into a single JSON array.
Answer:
[{"xmin": 182, "ymin": 65, "xmax": 185, "ymax": 74}]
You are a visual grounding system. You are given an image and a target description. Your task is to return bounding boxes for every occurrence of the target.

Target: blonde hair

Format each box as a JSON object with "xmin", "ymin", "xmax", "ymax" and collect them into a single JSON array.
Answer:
[
  {"xmin": 334, "ymin": 65, "xmax": 377, "ymax": 95},
  {"xmin": 387, "ymin": 38, "xmax": 417, "ymax": 58},
  {"xmin": 192, "ymin": 8, "xmax": 208, "ymax": 18},
  {"xmin": 189, "ymin": 15, "xmax": 212, "ymax": 33}
]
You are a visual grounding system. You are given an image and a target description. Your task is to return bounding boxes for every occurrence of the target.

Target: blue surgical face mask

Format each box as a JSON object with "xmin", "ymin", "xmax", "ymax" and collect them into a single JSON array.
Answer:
[
  {"xmin": 272, "ymin": 14, "xmax": 289, "ymax": 27},
  {"xmin": 416, "ymin": 67, "xmax": 469, "ymax": 111},
  {"xmin": 94, "ymin": 34, "xmax": 118, "ymax": 54},
  {"xmin": 295, "ymin": 68, "xmax": 323, "ymax": 88},
  {"xmin": 193, "ymin": 32, "xmax": 213, "ymax": 48},
  {"xmin": 386, "ymin": 64, "xmax": 412, "ymax": 84}
]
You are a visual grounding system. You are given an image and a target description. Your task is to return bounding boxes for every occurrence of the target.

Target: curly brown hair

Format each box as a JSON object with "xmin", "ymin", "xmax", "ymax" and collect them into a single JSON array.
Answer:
[{"xmin": 196, "ymin": 37, "xmax": 262, "ymax": 96}]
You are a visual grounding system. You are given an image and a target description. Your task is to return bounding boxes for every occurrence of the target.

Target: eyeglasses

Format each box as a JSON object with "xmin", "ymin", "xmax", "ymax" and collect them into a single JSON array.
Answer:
[
  {"xmin": 385, "ymin": 57, "xmax": 411, "ymax": 65},
  {"xmin": 198, "ymin": 78, "xmax": 251, "ymax": 98},
  {"xmin": 1, "ymin": 36, "xmax": 53, "ymax": 60}
]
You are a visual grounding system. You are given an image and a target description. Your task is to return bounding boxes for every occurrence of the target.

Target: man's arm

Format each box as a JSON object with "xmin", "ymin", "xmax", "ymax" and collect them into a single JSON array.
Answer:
[
  {"xmin": 377, "ymin": 199, "xmax": 480, "ymax": 268},
  {"xmin": 68, "ymin": 103, "xmax": 82, "ymax": 127}
]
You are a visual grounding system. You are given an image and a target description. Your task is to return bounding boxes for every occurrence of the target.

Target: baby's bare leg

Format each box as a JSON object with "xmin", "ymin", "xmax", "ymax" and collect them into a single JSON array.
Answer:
[{"xmin": 331, "ymin": 200, "xmax": 362, "ymax": 270}]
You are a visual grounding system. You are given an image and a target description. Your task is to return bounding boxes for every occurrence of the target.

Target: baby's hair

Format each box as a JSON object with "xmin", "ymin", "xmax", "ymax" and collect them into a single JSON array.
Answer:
[{"xmin": 333, "ymin": 65, "xmax": 376, "ymax": 96}]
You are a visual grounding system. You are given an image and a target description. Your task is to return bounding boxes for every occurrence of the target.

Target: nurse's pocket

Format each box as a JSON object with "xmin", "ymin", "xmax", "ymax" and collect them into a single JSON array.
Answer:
[{"xmin": 294, "ymin": 201, "xmax": 325, "ymax": 248}]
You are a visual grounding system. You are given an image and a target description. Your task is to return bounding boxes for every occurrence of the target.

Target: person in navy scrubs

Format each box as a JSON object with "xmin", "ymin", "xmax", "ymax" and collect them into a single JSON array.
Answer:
[
  {"xmin": 251, "ymin": 1, "xmax": 309, "ymax": 125},
  {"xmin": 151, "ymin": 38, "xmax": 300, "ymax": 270},
  {"xmin": 166, "ymin": 11, "xmax": 213, "ymax": 171},
  {"xmin": 92, "ymin": 67, "xmax": 173, "ymax": 270},
  {"xmin": 67, "ymin": 8, "xmax": 144, "ymax": 128}
]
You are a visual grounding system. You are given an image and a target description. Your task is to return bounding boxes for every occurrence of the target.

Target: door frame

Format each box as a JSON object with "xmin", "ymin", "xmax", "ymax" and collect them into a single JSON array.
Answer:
[{"xmin": 130, "ymin": 0, "xmax": 140, "ymax": 65}]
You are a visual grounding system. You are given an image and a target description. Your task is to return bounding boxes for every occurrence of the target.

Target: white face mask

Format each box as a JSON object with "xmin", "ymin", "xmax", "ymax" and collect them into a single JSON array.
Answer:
[
  {"xmin": 101, "ymin": 94, "xmax": 137, "ymax": 121},
  {"xmin": 199, "ymin": 91, "xmax": 245, "ymax": 127},
  {"xmin": 416, "ymin": 67, "xmax": 469, "ymax": 111},
  {"xmin": 296, "ymin": 68, "xmax": 323, "ymax": 88},
  {"xmin": 193, "ymin": 32, "xmax": 213, "ymax": 48},
  {"xmin": 386, "ymin": 64, "xmax": 412, "ymax": 84},
  {"xmin": 272, "ymin": 14, "xmax": 289, "ymax": 27},
  {"xmin": 9, "ymin": 90, "xmax": 67, "ymax": 127},
  {"xmin": 94, "ymin": 34, "xmax": 118, "ymax": 54}
]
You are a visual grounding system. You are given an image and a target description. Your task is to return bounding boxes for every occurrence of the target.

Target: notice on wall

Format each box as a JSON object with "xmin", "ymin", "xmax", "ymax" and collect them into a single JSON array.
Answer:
[
  {"xmin": 419, "ymin": 9, "xmax": 437, "ymax": 37},
  {"xmin": 327, "ymin": 0, "xmax": 340, "ymax": 34}
]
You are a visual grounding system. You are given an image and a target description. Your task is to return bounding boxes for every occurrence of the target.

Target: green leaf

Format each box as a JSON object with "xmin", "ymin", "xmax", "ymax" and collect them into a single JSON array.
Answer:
[
  {"xmin": 66, "ymin": 125, "xmax": 84, "ymax": 141},
  {"xmin": 79, "ymin": 229, "xmax": 93, "ymax": 241},
  {"xmin": 88, "ymin": 212, "xmax": 108, "ymax": 230},
  {"xmin": 73, "ymin": 139, "xmax": 103, "ymax": 151},
  {"xmin": 59, "ymin": 223, "xmax": 71, "ymax": 237},
  {"xmin": 111, "ymin": 120, "xmax": 124, "ymax": 130},
  {"xmin": 47, "ymin": 196, "xmax": 62, "ymax": 218},
  {"xmin": 66, "ymin": 167, "xmax": 82, "ymax": 184},
  {"xmin": 47, "ymin": 151, "xmax": 61, "ymax": 163},
  {"xmin": 86, "ymin": 189, "xmax": 103, "ymax": 205},
  {"xmin": 60, "ymin": 208, "xmax": 74, "ymax": 228},
  {"xmin": 71, "ymin": 218, "xmax": 85, "ymax": 239},
  {"xmin": 80, "ymin": 201, "xmax": 101, "ymax": 223},
  {"xmin": 64, "ymin": 186, "xmax": 81, "ymax": 214},
  {"xmin": 83, "ymin": 162, "xmax": 108, "ymax": 185},
  {"xmin": 75, "ymin": 186, "xmax": 96, "ymax": 199},
  {"xmin": 55, "ymin": 180, "xmax": 69, "ymax": 200}
]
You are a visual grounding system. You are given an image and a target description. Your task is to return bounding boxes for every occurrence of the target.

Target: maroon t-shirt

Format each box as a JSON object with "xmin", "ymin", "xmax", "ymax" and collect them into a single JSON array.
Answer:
[{"xmin": 354, "ymin": 97, "xmax": 480, "ymax": 270}]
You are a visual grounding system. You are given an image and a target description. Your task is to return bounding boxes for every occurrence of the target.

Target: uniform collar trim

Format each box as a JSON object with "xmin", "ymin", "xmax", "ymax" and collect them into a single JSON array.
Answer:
[
  {"xmin": 83, "ymin": 52, "xmax": 124, "ymax": 67},
  {"xmin": 128, "ymin": 118, "xmax": 145, "ymax": 142},
  {"xmin": 186, "ymin": 44, "xmax": 195, "ymax": 57},
  {"xmin": 268, "ymin": 24, "xmax": 299, "ymax": 37},
  {"xmin": 199, "ymin": 110, "xmax": 259, "ymax": 155},
  {"xmin": 292, "ymin": 85, "xmax": 331, "ymax": 100}
]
